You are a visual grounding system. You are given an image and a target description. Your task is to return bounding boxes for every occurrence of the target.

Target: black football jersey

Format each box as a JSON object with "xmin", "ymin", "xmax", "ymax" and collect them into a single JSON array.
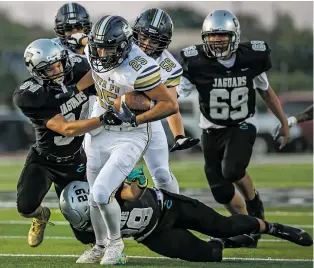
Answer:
[
  {"xmin": 179, "ymin": 41, "xmax": 272, "ymax": 126},
  {"xmin": 116, "ymin": 187, "xmax": 162, "ymax": 240},
  {"xmin": 13, "ymin": 55, "xmax": 96, "ymax": 157}
]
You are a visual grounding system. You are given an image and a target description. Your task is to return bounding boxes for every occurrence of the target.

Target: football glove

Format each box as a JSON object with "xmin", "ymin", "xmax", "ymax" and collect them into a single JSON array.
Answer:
[
  {"xmin": 67, "ymin": 33, "xmax": 88, "ymax": 47},
  {"xmin": 99, "ymin": 110, "xmax": 122, "ymax": 126},
  {"xmin": 112, "ymin": 102, "xmax": 138, "ymax": 127},
  {"xmin": 170, "ymin": 135, "xmax": 200, "ymax": 152},
  {"xmin": 125, "ymin": 165, "xmax": 147, "ymax": 189},
  {"xmin": 55, "ymin": 84, "xmax": 78, "ymax": 100}
]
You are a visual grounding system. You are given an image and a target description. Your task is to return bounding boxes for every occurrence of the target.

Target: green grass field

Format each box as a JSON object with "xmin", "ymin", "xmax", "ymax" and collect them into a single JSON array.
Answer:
[
  {"xmin": 0, "ymin": 160, "xmax": 312, "ymax": 267},
  {"xmin": 0, "ymin": 161, "xmax": 312, "ymax": 191}
]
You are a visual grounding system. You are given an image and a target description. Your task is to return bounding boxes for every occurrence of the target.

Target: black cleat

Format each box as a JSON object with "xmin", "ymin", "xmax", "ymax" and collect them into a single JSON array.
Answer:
[
  {"xmin": 271, "ymin": 223, "xmax": 313, "ymax": 247},
  {"xmin": 211, "ymin": 234, "xmax": 256, "ymax": 248}
]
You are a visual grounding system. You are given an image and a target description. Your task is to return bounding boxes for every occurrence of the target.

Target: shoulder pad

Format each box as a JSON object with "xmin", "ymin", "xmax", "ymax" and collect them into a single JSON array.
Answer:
[
  {"xmin": 14, "ymin": 79, "xmax": 47, "ymax": 108},
  {"xmin": 19, "ymin": 79, "xmax": 42, "ymax": 93},
  {"xmin": 182, "ymin": 45, "xmax": 199, "ymax": 58},
  {"xmin": 70, "ymin": 55, "xmax": 84, "ymax": 64},
  {"xmin": 241, "ymin": 41, "xmax": 271, "ymax": 53}
]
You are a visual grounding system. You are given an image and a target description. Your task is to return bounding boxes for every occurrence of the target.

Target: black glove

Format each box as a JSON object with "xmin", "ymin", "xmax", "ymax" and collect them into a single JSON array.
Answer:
[
  {"xmin": 170, "ymin": 135, "xmax": 200, "ymax": 152},
  {"xmin": 99, "ymin": 110, "xmax": 122, "ymax": 126},
  {"xmin": 55, "ymin": 84, "xmax": 78, "ymax": 100},
  {"xmin": 112, "ymin": 102, "xmax": 138, "ymax": 127}
]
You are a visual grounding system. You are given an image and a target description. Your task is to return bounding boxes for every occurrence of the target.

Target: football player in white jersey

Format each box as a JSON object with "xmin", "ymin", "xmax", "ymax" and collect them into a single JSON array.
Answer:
[
  {"xmin": 132, "ymin": 8, "xmax": 200, "ymax": 193},
  {"xmin": 72, "ymin": 15, "xmax": 178, "ymax": 265}
]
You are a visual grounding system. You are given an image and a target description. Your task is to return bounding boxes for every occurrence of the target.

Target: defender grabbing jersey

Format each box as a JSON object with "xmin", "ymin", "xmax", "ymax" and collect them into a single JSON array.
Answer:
[
  {"xmin": 13, "ymin": 39, "xmax": 102, "ymax": 249},
  {"xmin": 179, "ymin": 10, "xmax": 289, "ymax": 248}
]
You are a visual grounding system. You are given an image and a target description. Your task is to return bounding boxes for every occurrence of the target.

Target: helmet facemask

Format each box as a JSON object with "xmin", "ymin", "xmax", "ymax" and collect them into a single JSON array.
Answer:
[
  {"xmin": 203, "ymin": 32, "xmax": 237, "ymax": 59},
  {"xmin": 29, "ymin": 50, "xmax": 73, "ymax": 85},
  {"xmin": 133, "ymin": 27, "xmax": 170, "ymax": 58}
]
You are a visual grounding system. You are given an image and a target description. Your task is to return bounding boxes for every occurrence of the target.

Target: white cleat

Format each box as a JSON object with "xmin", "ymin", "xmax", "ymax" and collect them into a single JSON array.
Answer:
[
  {"xmin": 100, "ymin": 238, "xmax": 125, "ymax": 265},
  {"xmin": 76, "ymin": 245, "xmax": 105, "ymax": 264}
]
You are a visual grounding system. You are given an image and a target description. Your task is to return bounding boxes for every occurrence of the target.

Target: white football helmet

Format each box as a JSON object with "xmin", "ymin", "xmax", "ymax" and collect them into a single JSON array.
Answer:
[
  {"xmin": 202, "ymin": 10, "xmax": 240, "ymax": 58},
  {"xmin": 59, "ymin": 181, "xmax": 93, "ymax": 232}
]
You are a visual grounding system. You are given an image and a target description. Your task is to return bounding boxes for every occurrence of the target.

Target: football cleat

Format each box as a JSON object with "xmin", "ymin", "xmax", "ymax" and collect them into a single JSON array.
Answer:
[
  {"xmin": 28, "ymin": 207, "xmax": 52, "ymax": 247},
  {"xmin": 76, "ymin": 245, "xmax": 105, "ymax": 263},
  {"xmin": 211, "ymin": 234, "xmax": 256, "ymax": 248},
  {"xmin": 270, "ymin": 223, "xmax": 313, "ymax": 247},
  {"xmin": 100, "ymin": 238, "xmax": 125, "ymax": 265}
]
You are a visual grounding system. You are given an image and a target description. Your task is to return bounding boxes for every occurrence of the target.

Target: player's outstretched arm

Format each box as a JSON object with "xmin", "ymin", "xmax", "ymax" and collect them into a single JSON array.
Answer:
[
  {"xmin": 46, "ymin": 113, "xmax": 102, "ymax": 137},
  {"xmin": 258, "ymin": 86, "xmax": 290, "ymax": 149},
  {"xmin": 295, "ymin": 104, "xmax": 313, "ymax": 124},
  {"xmin": 121, "ymin": 166, "xmax": 147, "ymax": 200}
]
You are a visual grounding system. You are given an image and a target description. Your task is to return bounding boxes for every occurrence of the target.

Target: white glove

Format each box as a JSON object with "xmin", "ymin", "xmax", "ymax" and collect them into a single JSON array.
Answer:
[
  {"xmin": 287, "ymin": 116, "xmax": 297, "ymax": 128},
  {"xmin": 67, "ymin": 33, "xmax": 87, "ymax": 46}
]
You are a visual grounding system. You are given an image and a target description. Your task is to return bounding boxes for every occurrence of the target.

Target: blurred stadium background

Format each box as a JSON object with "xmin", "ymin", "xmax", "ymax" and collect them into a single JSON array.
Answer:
[{"xmin": 0, "ymin": 1, "xmax": 312, "ymax": 267}]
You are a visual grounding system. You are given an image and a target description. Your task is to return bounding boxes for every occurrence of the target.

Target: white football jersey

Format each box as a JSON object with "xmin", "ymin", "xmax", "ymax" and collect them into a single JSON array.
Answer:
[
  {"xmin": 84, "ymin": 43, "xmax": 161, "ymax": 116},
  {"xmin": 156, "ymin": 49, "xmax": 183, "ymax": 88}
]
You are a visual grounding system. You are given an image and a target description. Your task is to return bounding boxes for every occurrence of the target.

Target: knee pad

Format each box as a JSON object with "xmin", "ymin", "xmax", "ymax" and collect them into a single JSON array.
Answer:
[
  {"xmin": 92, "ymin": 183, "xmax": 113, "ymax": 204},
  {"xmin": 222, "ymin": 163, "xmax": 246, "ymax": 183},
  {"xmin": 88, "ymin": 193, "xmax": 98, "ymax": 208},
  {"xmin": 210, "ymin": 183, "xmax": 235, "ymax": 205},
  {"xmin": 152, "ymin": 167, "xmax": 172, "ymax": 187}
]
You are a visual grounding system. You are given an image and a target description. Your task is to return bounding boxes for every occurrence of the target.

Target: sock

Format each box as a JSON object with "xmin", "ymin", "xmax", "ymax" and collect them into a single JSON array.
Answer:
[
  {"xmin": 20, "ymin": 206, "xmax": 44, "ymax": 219},
  {"xmin": 90, "ymin": 205, "xmax": 107, "ymax": 246},
  {"xmin": 97, "ymin": 198, "xmax": 121, "ymax": 241},
  {"xmin": 263, "ymin": 220, "xmax": 276, "ymax": 234}
]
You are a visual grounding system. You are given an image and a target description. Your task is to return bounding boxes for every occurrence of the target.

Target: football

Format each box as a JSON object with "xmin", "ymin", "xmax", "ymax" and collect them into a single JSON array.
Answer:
[{"xmin": 114, "ymin": 91, "xmax": 154, "ymax": 114}]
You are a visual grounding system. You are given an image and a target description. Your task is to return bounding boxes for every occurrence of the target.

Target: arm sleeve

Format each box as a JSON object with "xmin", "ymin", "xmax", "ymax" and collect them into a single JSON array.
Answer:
[
  {"xmin": 296, "ymin": 105, "xmax": 313, "ymax": 123},
  {"xmin": 134, "ymin": 65, "xmax": 161, "ymax": 91},
  {"xmin": 164, "ymin": 67, "xmax": 183, "ymax": 88},
  {"xmin": 253, "ymin": 72, "xmax": 269, "ymax": 91},
  {"xmin": 13, "ymin": 91, "xmax": 60, "ymax": 126}
]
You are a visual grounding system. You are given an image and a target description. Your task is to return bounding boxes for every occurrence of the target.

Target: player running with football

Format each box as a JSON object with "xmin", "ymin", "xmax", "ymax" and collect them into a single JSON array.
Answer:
[
  {"xmin": 59, "ymin": 166, "xmax": 313, "ymax": 263},
  {"xmin": 62, "ymin": 16, "xmax": 178, "ymax": 265},
  {"xmin": 178, "ymin": 10, "xmax": 290, "ymax": 247}
]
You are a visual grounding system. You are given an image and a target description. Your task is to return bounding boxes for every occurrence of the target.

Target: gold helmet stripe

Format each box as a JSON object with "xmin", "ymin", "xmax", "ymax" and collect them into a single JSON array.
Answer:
[{"xmin": 151, "ymin": 9, "xmax": 163, "ymax": 28}]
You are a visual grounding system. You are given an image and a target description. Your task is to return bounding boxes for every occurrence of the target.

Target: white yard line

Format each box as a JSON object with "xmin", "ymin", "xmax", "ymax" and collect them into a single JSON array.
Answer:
[
  {"xmin": 0, "ymin": 236, "xmax": 305, "ymax": 243},
  {"xmin": 0, "ymin": 254, "xmax": 312, "ymax": 262}
]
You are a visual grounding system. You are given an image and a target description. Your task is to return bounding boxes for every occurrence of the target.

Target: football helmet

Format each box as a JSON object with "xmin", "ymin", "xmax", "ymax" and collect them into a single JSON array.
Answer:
[
  {"xmin": 88, "ymin": 15, "xmax": 133, "ymax": 73},
  {"xmin": 54, "ymin": 2, "xmax": 92, "ymax": 51},
  {"xmin": 59, "ymin": 181, "xmax": 93, "ymax": 232},
  {"xmin": 202, "ymin": 10, "xmax": 240, "ymax": 59},
  {"xmin": 24, "ymin": 39, "xmax": 73, "ymax": 85},
  {"xmin": 133, "ymin": 8, "xmax": 173, "ymax": 58}
]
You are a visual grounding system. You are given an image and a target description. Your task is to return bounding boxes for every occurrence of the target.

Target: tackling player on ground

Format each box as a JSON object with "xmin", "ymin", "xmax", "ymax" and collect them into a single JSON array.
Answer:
[
  {"xmin": 178, "ymin": 10, "xmax": 290, "ymax": 247},
  {"xmin": 59, "ymin": 166, "xmax": 313, "ymax": 263}
]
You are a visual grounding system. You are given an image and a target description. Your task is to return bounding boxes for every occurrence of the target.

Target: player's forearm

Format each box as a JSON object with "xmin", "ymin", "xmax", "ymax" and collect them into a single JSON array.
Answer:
[
  {"xmin": 121, "ymin": 184, "xmax": 145, "ymax": 200},
  {"xmin": 63, "ymin": 117, "xmax": 101, "ymax": 137},
  {"xmin": 295, "ymin": 105, "xmax": 313, "ymax": 123},
  {"xmin": 259, "ymin": 87, "xmax": 288, "ymax": 126},
  {"xmin": 167, "ymin": 112, "xmax": 185, "ymax": 138},
  {"xmin": 76, "ymin": 70, "xmax": 94, "ymax": 91},
  {"xmin": 136, "ymin": 100, "xmax": 179, "ymax": 125}
]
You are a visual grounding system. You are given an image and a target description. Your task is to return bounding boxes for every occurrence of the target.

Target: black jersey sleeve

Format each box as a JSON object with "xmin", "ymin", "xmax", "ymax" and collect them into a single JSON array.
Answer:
[
  {"xmin": 13, "ymin": 80, "xmax": 60, "ymax": 126},
  {"xmin": 247, "ymin": 41, "xmax": 272, "ymax": 74},
  {"xmin": 179, "ymin": 46, "xmax": 196, "ymax": 84}
]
